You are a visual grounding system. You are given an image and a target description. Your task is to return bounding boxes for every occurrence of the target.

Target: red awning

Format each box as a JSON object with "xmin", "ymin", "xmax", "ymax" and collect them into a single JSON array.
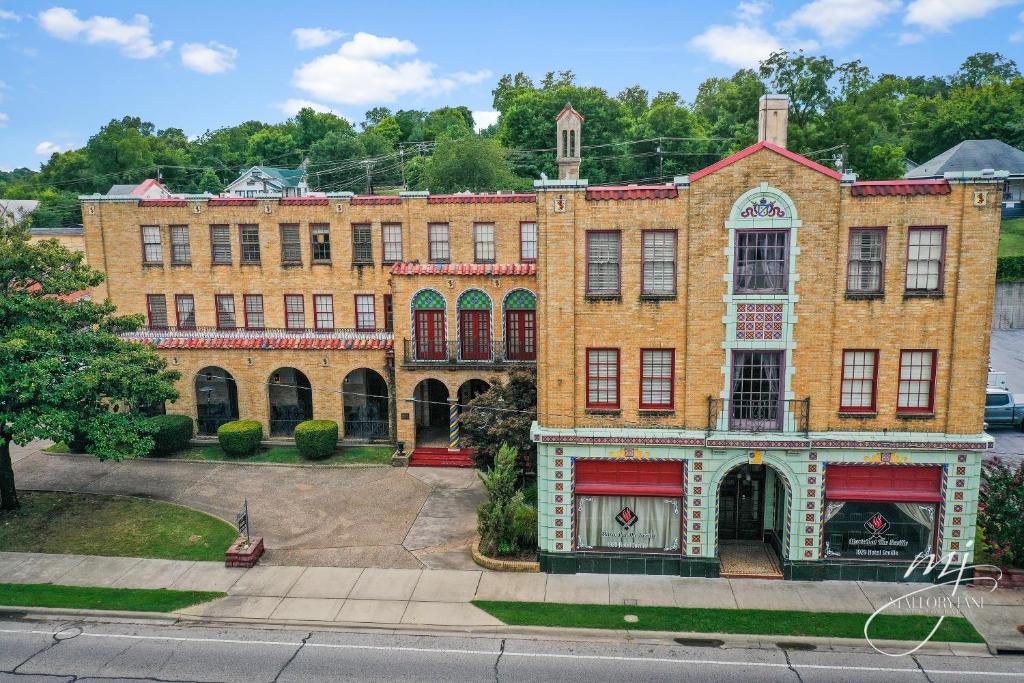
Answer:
[
  {"xmin": 575, "ymin": 460, "xmax": 684, "ymax": 496},
  {"xmin": 825, "ymin": 464, "xmax": 943, "ymax": 502}
]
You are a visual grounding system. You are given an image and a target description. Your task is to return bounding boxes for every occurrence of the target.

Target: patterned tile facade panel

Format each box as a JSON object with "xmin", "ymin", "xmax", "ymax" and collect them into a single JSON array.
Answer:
[{"xmin": 735, "ymin": 303, "xmax": 784, "ymax": 340}]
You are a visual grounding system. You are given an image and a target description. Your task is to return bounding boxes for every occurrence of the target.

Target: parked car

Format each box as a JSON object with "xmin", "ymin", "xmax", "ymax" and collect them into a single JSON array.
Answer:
[{"xmin": 985, "ymin": 389, "xmax": 1024, "ymax": 429}]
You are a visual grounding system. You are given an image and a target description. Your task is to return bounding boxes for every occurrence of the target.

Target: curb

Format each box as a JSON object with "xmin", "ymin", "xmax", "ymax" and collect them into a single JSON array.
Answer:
[
  {"xmin": 0, "ymin": 605, "xmax": 993, "ymax": 657},
  {"xmin": 471, "ymin": 539, "xmax": 540, "ymax": 572}
]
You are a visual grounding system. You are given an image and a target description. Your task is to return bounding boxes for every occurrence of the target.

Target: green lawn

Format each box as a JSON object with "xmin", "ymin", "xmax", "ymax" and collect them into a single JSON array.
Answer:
[
  {"xmin": 0, "ymin": 583, "xmax": 223, "ymax": 612},
  {"xmin": 168, "ymin": 444, "xmax": 393, "ymax": 465},
  {"xmin": 0, "ymin": 492, "xmax": 237, "ymax": 561},
  {"xmin": 472, "ymin": 601, "xmax": 984, "ymax": 644},
  {"xmin": 1000, "ymin": 218, "xmax": 1024, "ymax": 258}
]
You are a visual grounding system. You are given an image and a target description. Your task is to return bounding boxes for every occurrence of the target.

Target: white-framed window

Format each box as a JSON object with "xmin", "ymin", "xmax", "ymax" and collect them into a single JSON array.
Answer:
[
  {"xmin": 474, "ymin": 223, "xmax": 496, "ymax": 263},
  {"xmin": 640, "ymin": 349, "xmax": 674, "ymax": 409},
  {"xmin": 355, "ymin": 294, "xmax": 375, "ymax": 330},
  {"xmin": 383, "ymin": 223, "xmax": 403, "ymax": 262},
  {"xmin": 520, "ymin": 222, "xmax": 537, "ymax": 262},
  {"xmin": 641, "ymin": 230, "xmax": 676, "ymax": 296},
  {"xmin": 141, "ymin": 225, "xmax": 162, "ymax": 263},
  {"xmin": 313, "ymin": 294, "xmax": 334, "ymax": 330},
  {"xmin": 586, "ymin": 231, "xmax": 620, "ymax": 296},
  {"xmin": 429, "ymin": 223, "xmax": 450, "ymax": 263}
]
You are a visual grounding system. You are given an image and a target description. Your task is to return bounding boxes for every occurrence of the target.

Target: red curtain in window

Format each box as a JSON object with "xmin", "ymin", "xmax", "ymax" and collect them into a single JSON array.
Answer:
[
  {"xmin": 506, "ymin": 309, "xmax": 536, "ymax": 360},
  {"xmin": 460, "ymin": 310, "xmax": 490, "ymax": 359},
  {"xmin": 415, "ymin": 310, "xmax": 445, "ymax": 360},
  {"xmin": 825, "ymin": 464, "xmax": 943, "ymax": 502}
]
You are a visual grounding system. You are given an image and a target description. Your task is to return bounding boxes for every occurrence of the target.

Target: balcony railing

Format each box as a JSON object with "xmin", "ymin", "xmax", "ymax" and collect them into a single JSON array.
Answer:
[
  {"xmin": 343, "ymin": 419, "xmax": 389, "ymax": 440},
  {"xmin": 706, "ymin": 396, "xmax": 810, "ymax": 438},
  {"xmin": 402, "ymin": 338, "xmax": 536, "ymax": 366},
  {"xmin": 125, "ymin": 325, "xmax": 391, "ymax": 340}
]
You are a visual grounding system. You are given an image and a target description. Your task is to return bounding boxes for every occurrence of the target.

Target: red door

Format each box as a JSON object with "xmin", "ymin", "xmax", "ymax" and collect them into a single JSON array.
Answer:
[
  {"xmin": 460, "ymin": 310, "xmax": 491, "ymax": 360},
  {"xmin": 506, "ymin": 309, "xmax": 536, "ymax": 360},
  {"xmin": 415, "ymin": 310, "xmax": 445, "ymax": 360}
]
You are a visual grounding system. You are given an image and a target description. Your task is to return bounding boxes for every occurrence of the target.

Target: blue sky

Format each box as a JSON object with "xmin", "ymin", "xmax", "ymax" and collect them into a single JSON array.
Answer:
[{"xmin": 1, "ymin": 0, "xmax": 1022, "ymax": 170}]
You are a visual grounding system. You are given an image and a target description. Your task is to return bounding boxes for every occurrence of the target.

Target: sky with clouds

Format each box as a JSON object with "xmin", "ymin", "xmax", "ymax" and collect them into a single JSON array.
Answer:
[{"xmin": 0, "ymin": 0, "xmax": 1022, "ymax": 170}]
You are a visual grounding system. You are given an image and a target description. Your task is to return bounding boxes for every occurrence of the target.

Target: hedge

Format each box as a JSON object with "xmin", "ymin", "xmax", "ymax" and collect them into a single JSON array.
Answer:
[
  {"xmin": 997, "ymin": 255, "xmax": 1024, "ymax": 282},
  {"xmin": 294, "ymin": 420, "xmax": 338, "ymax": 460},
  {"xmin": 143, "ymin": 414, "xmax": 194, "ymax": 456},
  {"xmin": 218, "ymin": 420, "xmax": 262, "ymax": 457}
]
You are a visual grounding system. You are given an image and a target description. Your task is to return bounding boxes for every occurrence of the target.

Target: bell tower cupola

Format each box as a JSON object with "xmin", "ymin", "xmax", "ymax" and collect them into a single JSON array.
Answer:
[{"xmin": 555, "ymin": 103, "xmax": 584, "ymax": 180}]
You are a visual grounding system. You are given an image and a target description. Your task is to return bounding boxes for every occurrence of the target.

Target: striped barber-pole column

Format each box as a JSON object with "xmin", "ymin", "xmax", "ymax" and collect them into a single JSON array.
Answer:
[{"xmin": 448, "ymin": 398, "xmax": 460, "ymax": 451}]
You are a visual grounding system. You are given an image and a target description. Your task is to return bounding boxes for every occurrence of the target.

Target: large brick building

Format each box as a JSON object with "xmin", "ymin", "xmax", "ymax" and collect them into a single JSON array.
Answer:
[{"xmin": 79, "ymin": 96, "xmax": 1004, "ymax": 581}]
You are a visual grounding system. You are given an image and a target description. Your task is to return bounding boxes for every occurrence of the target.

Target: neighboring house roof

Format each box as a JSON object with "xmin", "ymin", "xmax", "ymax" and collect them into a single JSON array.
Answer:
[
  {"xmin": 905, "ymin": 140, "xmax": 1024, "ymax": 179},
  {"xmin": 105, "ymin": 179, "xmax": 171, "ymax": 197},
  {"xmin": 227, "ymin": 166, "xmax": 306, "ymax": 192},
  {"xmin": 0, "ymin": 199, "xmax": 40, "ymax": 224}
]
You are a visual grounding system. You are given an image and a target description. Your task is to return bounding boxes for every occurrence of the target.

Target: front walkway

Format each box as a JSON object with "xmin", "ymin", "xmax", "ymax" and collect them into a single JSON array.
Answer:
[
  {"xmin": 10, "ymin": 443, "xmax": 484, "ymax": 570},
  {"xmin": 1, "ymin": 550, "xmax": 1021, "ymax": 652}
]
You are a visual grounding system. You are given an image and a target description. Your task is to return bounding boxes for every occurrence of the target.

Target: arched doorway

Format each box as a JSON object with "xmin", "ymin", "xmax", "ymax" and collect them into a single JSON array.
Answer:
[
  {"xmin": 412, "ymin": 289, "xmax": 447, "ymax": 360},
  {"xmin": 716, "ymin": 461, "xmax": 790, "ymax": 578},
  {"xmin": 458, "ymin": 379, "xmax": 490, "ymax": 405},
  {"xmin": 195, "ymin": 367, "xmax": 239, "ymax": 436},
  {"xmin": 269, "ymin": 368, "xmax": 313, "ymax": 436},
  {"xmin": 413, "ymin": 378, "xmax": 449, "ymax": 447},
  {"xmin": 457, "ymin": 289, "xmax": 492, "ymax": 360},
  {"xmin": 342, "ymin": 368, "xmax": 389, "ymax": 441}
]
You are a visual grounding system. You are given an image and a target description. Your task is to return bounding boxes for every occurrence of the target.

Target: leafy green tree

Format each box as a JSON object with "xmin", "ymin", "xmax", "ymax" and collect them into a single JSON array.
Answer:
[
  {"xmin": 491, "ymin": 71, "xmax": 535, "ymax": 112},
  {"xmin": 23, "ymin": 190, "xmax": 82, "ymax": 228},
  {"xmin": 86, "ymin": 116, "xmax": 158, "ymax": 185},
  {"xmin": 952, "ymin": 52, "xmax": 1020, "ymax": 89},
  {"xmin": 197, "ymin": 168, "xmax": 223, "ymax": 195},
  {"xmin": 461, "ymin": 370, "xmax": 536, "ymax": 472},
  {"xmin": 294, "ymin": 107, "xmax": 354, "ymax": 149},
  {"xmin": 424, "ymin": 134, "xmax": 516, "ymax": 193},
  {"xmin": 246, "ymin": 126, "xmax": 301, "ymax": 167},
  {"xmin": 422, "ymin": 106, "xmax": 474, "ymax": 141},
  {"xmin": 37, "ymin": 149, "xmax": 93, "ymax": 194},
  {"xmin": 306, "ymin": 131, "xmax": 366, "ymax": 191},
  {"xmin": 477, "ymin": 443, "xmax": 536, "ymax": 557},
  {"xmin": 855, "ymin": 144, "xmax": 906, "ymax": 180},
  {"xmin": 393, "ymin": 109, "xmax": 427, "ymax": 142},
  {"xmin": 616, "ymin": 85, "xmax": 650, "ymax": 121},
  {"xmin": 0, "ymin": 221, "xmax": 180, "ymax": 509},
  {"xmin": 361, "ymin": 106, "xmax": 393, "ymax": 130}
]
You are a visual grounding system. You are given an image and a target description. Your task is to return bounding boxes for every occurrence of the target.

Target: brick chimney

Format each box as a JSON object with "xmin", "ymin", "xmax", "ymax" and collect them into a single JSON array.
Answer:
[
  {"xmin": 758, "ymin": 94, "xmax": 789, "ymax": 149},
  {"xmin": 555, "ymin": 103, "xmax": 584, "ymax": 180}
]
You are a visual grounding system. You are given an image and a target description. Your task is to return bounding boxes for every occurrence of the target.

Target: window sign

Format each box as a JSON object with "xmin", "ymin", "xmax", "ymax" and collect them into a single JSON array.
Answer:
[
  {"xmin": 577, "ymin": 495, "xmax": 680, "ymax": 552},
  {"xmin": 823, "ymin": 501, "xmax": 935, "ymax": 561}
]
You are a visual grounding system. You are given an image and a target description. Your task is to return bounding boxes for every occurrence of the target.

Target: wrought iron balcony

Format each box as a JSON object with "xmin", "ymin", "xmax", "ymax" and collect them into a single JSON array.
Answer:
[
  {"xmin": 706, "ymin": 396, "xmax": 810, "ymax": 438},
  {"xmin": 402, "ymin": 338, "xmax": 536, "ymax": 367}
]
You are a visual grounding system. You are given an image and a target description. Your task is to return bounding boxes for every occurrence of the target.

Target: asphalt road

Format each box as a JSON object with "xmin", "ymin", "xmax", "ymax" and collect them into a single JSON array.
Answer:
[{"xmin": 1, "ymin": 618, "xmax": 1022, "ymax": 682}]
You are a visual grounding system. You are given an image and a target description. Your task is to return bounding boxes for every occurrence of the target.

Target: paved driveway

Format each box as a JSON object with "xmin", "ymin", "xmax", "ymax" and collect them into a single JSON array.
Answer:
[
  {"xmin": 988, "ymin": 329, "xmax": 1024, "ymax": 463},
  {"xmin": 11, "ymin": 443, "xmax": 484, "ymax": 570}
]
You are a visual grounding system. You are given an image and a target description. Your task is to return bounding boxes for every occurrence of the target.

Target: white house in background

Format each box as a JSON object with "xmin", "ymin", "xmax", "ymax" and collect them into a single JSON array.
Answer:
[
  {"xmin": 224, "ymin": 166, "xmax": 308, "ymax": 198},
  {"xmin": 105, "ymin": 179, "xmax": 172, "ymax": 199},
  {"xmin": 0, "ymin": 199, "xmax": 39, "ymax": 225},
  {"xmin": 906, "ymin": 139, "xmax": 1024, "ymax": 218}
]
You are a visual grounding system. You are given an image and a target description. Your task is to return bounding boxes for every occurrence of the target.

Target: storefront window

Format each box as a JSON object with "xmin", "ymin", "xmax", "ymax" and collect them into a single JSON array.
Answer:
[
  {"xmin": 577, "ymin": 495, "xmax": 680, "ymax": 552},
  {"xmin": 823, "ymin": 500, "xmax": 936, "ymax": 561}
]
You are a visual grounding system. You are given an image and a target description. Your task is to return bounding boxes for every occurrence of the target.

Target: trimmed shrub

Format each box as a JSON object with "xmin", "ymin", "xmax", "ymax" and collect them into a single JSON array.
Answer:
[
  {"xmin": 218, "ymin": 420, "xmax": 262, "ymax": 457},
  {"xmin": 513, "ymin": 503, "xmax": 538, "ymax": 551},
  {"xmin": 997, "ymin": 255, "xmax": 1024, "ymax": 282},
  {"xmin": 294, "ymin": 420, "xmax": 338, "ymax": 460},
  {"xmin": 143, "ymin": 414, "xmax": 194, "ymax": 456},
  {"xmin": 478, "ymin": 443, "xmax": 537, "ymax": 558}
]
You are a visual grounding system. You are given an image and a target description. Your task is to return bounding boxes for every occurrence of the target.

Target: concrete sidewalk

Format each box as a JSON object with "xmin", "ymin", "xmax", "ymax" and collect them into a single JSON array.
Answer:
[{"xmin": 2, "ymin": 550, "xmax": 1022, "ymax": 651}]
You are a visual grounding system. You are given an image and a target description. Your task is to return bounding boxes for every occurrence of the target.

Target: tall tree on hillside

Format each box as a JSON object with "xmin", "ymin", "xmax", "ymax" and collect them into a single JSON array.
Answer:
[
  {"xmin": 294, "ymin": 107, "xmax": 354, "ymax": 149},
  {"xmin": 952, "ymin": 52, "xmax": 1020, "ymax": 88},
  {"xmin": 0, "ymin": 220, "xmax": 180, "ymax": 510},
  {"xmin": 693, "ymin": 69, "xmax": 765, "ymax": 153},
  {"xmin": 423, "ymin": 133, "xmax": 518, "ymax": 193}
]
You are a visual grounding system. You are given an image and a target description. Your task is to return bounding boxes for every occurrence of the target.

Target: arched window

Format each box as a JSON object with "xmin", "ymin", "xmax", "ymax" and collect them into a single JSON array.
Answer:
[
  {"xmin": 412, "ymin": 289, "xmax": 446, "ymax": 360},
  {"xmin": 268, "ymin": 367, "xmax": 313, "ymax": 436},
  {"xmin": 195, "ymin": 367, "xmax": 239, "ymax": 436},
  {"xmin": 504, "ymin": 289, "xmax": 537, "ymax": 361},
  {"xmin": 458, "ymin": 289, "xmax": 492, "ymax": 360},
  {"xmin": 342, "ymin": 368, "xmax": 389, "ymax": 441}
]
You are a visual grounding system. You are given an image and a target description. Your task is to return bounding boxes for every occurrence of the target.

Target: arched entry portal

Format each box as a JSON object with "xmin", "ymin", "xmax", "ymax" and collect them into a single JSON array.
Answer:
[
  {"xmin": 342, "ymin": 368, "xmax": 389, "ymax": 441},
  {"xmin": 195, "ymin": 367, "xmax": 239, "ymax": 436},
  {"xmin": 413, "ymin": 379, "xmax": 449, "ymax": 447},
  {"xmin": 269, "ymin": 368, "xmax": 313, "ymax": 436},
  {"xmin": 716, "ymin": 461, "xmax": 791, "ymax": 578},
  {"xmin": 457, "ymin": 379, "xmax": 490, "ymax": 405}
]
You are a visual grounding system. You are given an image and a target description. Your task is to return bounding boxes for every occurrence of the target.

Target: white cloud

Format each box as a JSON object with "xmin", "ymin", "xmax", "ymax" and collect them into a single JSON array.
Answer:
[
  {"xmin": 783, "ymin": 0, "xmax": 901, "ymax": 45},
  {"xmin": 690, "ymin": 3, "xmax": 818, "ymax": 68},
  {"xmin": 292, "ymin": 32, "xmax": 491, "ymax": 105},
  {"xmin": 180, "ymin": 41, "xmax": 237, "ymax": 74},
  {"xmin": 905, "ymin": 0, "xmax": 1017, "ymax": 32},
  {"xmin": 291, "ymin": 27, "xmax": 345, "ymax": 49},
  {"xmin": 38, "ymin": 7, "xmax": 171, "ymax": 58},
  {"xmin": 0, "ymin": 112, "xmax": 8, "ymax": 127},
  {"xmin": 278, "ymin": 98, "xmax": 335, "ymax": 115},
  {"xmin": 34, "ymin": 141, "xmax": 64, "ymax": 155},
  {"xmin": 0, "ymin": 9, "xmax": 21, "ymax": 21},
  {"xmin": 1012, "ymin": 10, "xmax": 1024, "ymax": 41},
  {"xmin": 898, "ymin": 31, "xmax": 925, "ymax": 44},
  {"xmin": 472, "ymin": 110, "xmax": 499, "ymax": 132}
]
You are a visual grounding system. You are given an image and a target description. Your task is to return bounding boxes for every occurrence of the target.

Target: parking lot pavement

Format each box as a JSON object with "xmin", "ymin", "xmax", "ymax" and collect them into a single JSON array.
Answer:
[{"xmin": 988, "ymin": 330, "xmax": 1024, "ymax": 462}]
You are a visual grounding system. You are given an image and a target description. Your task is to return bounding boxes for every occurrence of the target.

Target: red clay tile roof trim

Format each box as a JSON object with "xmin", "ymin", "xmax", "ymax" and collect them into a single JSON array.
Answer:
[
  {"xmin": 208, "ymin": 198, "xmax": 257, "ymax": 206},
  {"xmin": 585, "ymin": 185, "xmax": 679, "ymax": 201},
  {"xmin": 131, "ymin": 337, "xmax": 393, "ymax": 351},
  {"xmin": 389, "ymin": 262, "xmax": 537, "ymax": 276},
  {"xmin": 139, "ymin": 199, "xmax": 187, "ymax": 207},
  {"xmin": 689, "ymin": 141, "xmax": 844, "ymax": 182},
  {"xmin": 850, "ymin": 179, "xmax": 951, "ymax": 197},
  {"xmin": 351, "ymin": 195, "xmax": 402, "ymax": 205},
  {"xmin": 427, "ymin": 194, "xmax": 536, "ymax": 204},
  {"xmin": 280, "ymin": 197, "xmax": 330, "ymax": 205}
]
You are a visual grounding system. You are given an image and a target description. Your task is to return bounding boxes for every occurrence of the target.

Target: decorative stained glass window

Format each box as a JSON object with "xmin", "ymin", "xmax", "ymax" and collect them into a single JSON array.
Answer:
[
  {"xmin": 413, "ymin": 289, "xmax": 445, "ymax": 309},
  {"xmin": 458, "ymin": 289, "xmax": 491, "ymax": 310},
  {"xmin": 505, "ymin": 289, "xmax": 536, "ymax": 310}
]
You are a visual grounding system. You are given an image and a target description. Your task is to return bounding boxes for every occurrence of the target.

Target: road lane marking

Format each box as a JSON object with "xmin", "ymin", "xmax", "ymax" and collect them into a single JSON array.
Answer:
[{"xmin": 0, "ymin": 627, "xmax": 1017, "ymax": 678}]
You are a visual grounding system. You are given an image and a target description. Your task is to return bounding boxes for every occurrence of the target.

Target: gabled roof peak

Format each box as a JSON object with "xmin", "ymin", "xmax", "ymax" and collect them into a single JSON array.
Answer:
[
  {"xmin": 689, "ymin": 141, "xmax": 843, "ymax": 183},
  {"xmin": 556, "ymin": 102, "xmax": 584, "ymax": 122}
]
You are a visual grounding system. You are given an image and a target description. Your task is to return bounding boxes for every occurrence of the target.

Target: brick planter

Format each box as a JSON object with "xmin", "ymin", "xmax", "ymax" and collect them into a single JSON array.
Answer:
[
  {"xmin": 225, "ymin": 536, "xmax": 264, "ymax": 568},
  {"xmin": 973, "ymin": 565, "xmax": 1024, "ymax": 588},
  {"xmin": 472, "ymin": 538, "xmax": 540, "ymax": 572}
]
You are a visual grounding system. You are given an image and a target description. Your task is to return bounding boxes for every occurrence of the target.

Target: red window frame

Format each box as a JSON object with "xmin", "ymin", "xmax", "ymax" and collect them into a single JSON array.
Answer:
[
  {"xmin": 520, "ymin": 221, "xmax": 537, "ymax": 263},
  {"xmin": 414, "ymin": 309, "xmax": 446, "ymax": 360},
  {"xmin": 383, "ymin": 294, "xmax": 394, "ymax": 332},
  {"xmin": 897, "ymin": 349, "xmax": 937, "ymax": 414},
  {"xmin": 585, "ymin": 230, "xmax": 622, "ymax": 297},
  {"xmin": 640, "ymin": 229, "xmax": 677, "ymax": 296},
  {"xmin": 505, "ymin": 309, "xmax": 536, "ymax": 360},
  {"xmin": 354, "ymin": 294, "xmax": 375, "ymax": 331},
  {"xmin": 639, "ymin": 348, "xmax": 674, "ymax": 410},
  {"xmin": 174, "ymin": 294, "xmax": 196, "ymax": 330},
  {"xmin": 840, "ymin": 349, "xmax": 878, "ymax": 413},
  {"xmin": 586, "ymin": 348, "xmax": 620, "ymax": 409},
  {"xmin": 313, "ymin": 294, "xmax": 334, "ymax": 331},
  {"xmin": 905, "ymin": 226, "xmax": 946, "ymax": 293},
  {"xmin": 214, "ymin": 294, "xmax": 236, "ymax": 330},
  {"xmin": 243, "ymin": 294, "xmax": 264, "ymax": 330},
  {"xmin": 146, "ymin": 294, "xmax": 168, "ymax": 330},
  {"xmin": 284, "ymin": 294, "xmax": 305, "ymax": 330},
  {"xmin": 459, "ymin": 308, "xmax": 491, "ymax": 360}
]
